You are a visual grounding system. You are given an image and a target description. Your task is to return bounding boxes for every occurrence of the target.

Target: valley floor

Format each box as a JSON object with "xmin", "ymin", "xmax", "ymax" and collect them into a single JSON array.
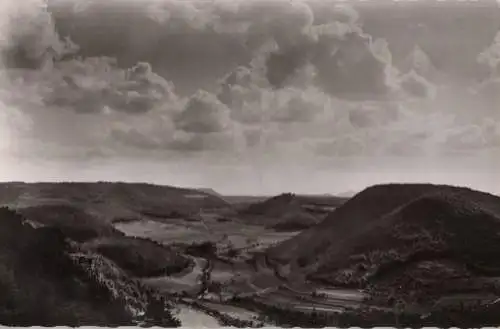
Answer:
[{"xmin": 114, "ymin": 213, "xmax": 370, "ymax": 326}]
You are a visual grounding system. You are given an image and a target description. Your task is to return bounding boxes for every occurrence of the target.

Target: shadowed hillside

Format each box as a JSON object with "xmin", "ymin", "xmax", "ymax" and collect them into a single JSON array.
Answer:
[
  {"xmin": 17, "ymin": 204, "xmax": 123, "ymax": 242},
  {"xmin": 0, "ymin": 207, "xmax": 180, "ymax": 326},
  {"xmin": 82, "ymin": 236, "xmax": 192, "ymax": 278}
]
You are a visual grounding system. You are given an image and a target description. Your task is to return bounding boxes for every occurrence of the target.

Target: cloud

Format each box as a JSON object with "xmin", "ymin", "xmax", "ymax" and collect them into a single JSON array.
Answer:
[
  {"xmin": 309, "ymin": 2, "xmax": 360, "ymax": 26},
  {"xmin": 477, "ymin": 31, "xmax": 500, "ymax": 76},
  {"xmin": 468, "ymin": 77, "xmax": 500, "ymax": 117},
  {"xmin": 48, "ymin": 1, "xmax": 398, "ymax": 100},
  {"xmin": 41, "ymin": 57, "xmax": 177, "ymax": 114},
  {"xmin": 108, "ymin": 108, "xmax": 177, "ymax": 151},
  {"xmin": 313, "ymin": 135, "xmax": 368, "ymax": 157},
  {"xmin": 398, "ymin": 70, "xmax": 437, "ymax": 99},
  {"xmin": 399, "ymin": 45, "xmax": 436, "ymax": 78},
  {"xmin": 268, "ymin": 86, "xmax": 328, "ymax": 123},
  {"xmin": 175, "ymin": 90, "xmax": 232, "ymax": 134},
  {"xmin": 347, "ymin": 101, "xmax": 402, "ymax": 129},
  {"xmin": 1, "ymin": 0, "xmax": 499, "ymax": 168},
  {"xmin": 1, "ymin": 0, "xmax": 79, "ymax": 69},
  {"xmin": 254, "ymin": 4, "xmax": 399, "ymax": 100},
  {"xmin": 145, "ymin": 1, "xmax": 219, "ymax": 32},
  {"xmin": 237, "ymin": 0, "xmax": 315, "ymax": 48},
  {"xmin": 216, "ymin": 61, "xmax": 329, "ymax": 126},
  {"xmin": 169, "ymin": 129, "xmax": 245, "ymax": 153}
]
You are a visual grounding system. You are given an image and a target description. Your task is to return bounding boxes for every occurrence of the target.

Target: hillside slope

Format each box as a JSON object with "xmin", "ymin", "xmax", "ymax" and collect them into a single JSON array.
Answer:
[
  {"xmin": 82, "ymin": 236, "xmax": 192, "ymax": 278},
  {"xmin": 267, "ymin": 184, "xmax": 500, "ymax": 304},
  {"xmin": 241, "ymin": 193, "xmax": 347, "ymax": 230},
  {"xmin": 0, "ymin": 207, "xmax": 180, "ymax": 326},
  {"xmin": 17, "ymin": 204, "xmax": 123, "ymax": 242}
]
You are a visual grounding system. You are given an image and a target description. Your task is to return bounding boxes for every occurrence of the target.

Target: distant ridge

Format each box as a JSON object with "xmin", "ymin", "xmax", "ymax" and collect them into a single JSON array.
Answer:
[
  {"xmin": 0, "ymin": 182, "xmax": 230, "ymax": 222},
  {"xmin": 195, "ymin": 188, "xmax": 225, "ymax": 198},
  {"xmin": 239, "ymin": 193, "xmax": 347, "ymax": 230},
  {"xmin": 335, "ymin": 190, "xmax": 357, "ymax": 198}
]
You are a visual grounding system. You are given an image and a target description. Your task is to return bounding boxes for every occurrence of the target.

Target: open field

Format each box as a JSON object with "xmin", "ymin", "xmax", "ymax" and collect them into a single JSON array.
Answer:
[
  {"xmin": 115, "ymin": 216, "xmax": 299, "ymax": 252},
  {"xmin": 173, "ymin": 305, "xmax": 220, "ymax": 327}
]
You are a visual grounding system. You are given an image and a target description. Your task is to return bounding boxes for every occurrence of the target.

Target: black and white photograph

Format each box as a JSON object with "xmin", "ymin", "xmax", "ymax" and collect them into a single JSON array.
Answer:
[{"xmin": 0, "ymin": 0, "xmax": 500, "ymax": 326}]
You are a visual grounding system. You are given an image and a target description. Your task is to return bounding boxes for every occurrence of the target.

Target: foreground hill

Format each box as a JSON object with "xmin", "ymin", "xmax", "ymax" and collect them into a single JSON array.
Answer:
[
  {"xmin": 0, "ymin": 207, "xmax": 180, "ymax": 326},
  {"xmin": 11, "ymin": 203, "xmax": 194, "ymax": 282},
  {"xmin": 17, "ymin": 204, "xmax": 123, "ymax": 242},
  {"xmin": 240, "ymin": 193, "xmax": 347, "ymax": 231},
  {"xmin": 267, "ymin": 184, "xmax": 500, "ymax": 305},
  {"xmin": 0, "ymin": 182, "xmax": 230, "ymax": 222}
]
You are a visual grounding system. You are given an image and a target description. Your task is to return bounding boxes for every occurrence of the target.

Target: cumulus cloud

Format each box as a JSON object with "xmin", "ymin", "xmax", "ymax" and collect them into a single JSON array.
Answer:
[
  {"xmin": 42, "ymin": 58, "xmax": 177, "ymax": 114},
  {"xmin": 175, "ymin": 90, "xmax": 232, "ymax": 134},
  {"xmin": 399, "ymin": 45, "xmax": 436, "ymax": 78},
  {"xmin": 1, "ymin": 0, "xmax": 79, "ymax": 68},
  {"xmin": 108, "ymin": 108, "xmax": 177, "ymax": 151},
  {"xmin": 145, "ymin": 0, "xmax": 219, "ymax": 32},
  {"xmin": 398, "ymin": 70, "xmax": 437, "ymax": 99},
  {"xmin": 477, "ymin": 31, "xmax": 500, "ymax": 76},
  {"xmin": 252, "ymin": 3, "xmax": 399, "ymax": 100},
  {"xmin": 216, "ymin": 60, "xmax": 330, "ymax": 127},
  {"xmin": 269, "ymin": 87, "xmax": 326, "ymax": 123},
  {"xmin": 236, "ymin": 0, "xmax": 315, "ymax": 49},
  {"xmin": 1, "ymin": 0, "xmax": 499, "ymax": 169},
  {"xmin": 142, "ymin": 0, "xmax": 397, "ymax": 100},
  {"xmin": 468, "ymin": 77, "xmax": 500, "ymax": 117}
]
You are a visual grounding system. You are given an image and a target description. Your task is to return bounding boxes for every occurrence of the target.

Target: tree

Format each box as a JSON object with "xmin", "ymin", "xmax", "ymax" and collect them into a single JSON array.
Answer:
[
  {"xmin": 227, "ymin": 247, "xmax": 240, "ymax": 259},
  {"xmin": 394, "ymin": 299, "xmax": 405, "ymax": 328},
  {"xmin": 144, "ymin": 296, "xmax": 180, "ymax": 327}
]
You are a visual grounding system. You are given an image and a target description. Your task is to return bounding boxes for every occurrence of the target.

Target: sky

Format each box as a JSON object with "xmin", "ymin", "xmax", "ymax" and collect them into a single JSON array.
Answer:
[{"xmin": 0, "ymin": 0, "xmax": 499, "ymax": 195}]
